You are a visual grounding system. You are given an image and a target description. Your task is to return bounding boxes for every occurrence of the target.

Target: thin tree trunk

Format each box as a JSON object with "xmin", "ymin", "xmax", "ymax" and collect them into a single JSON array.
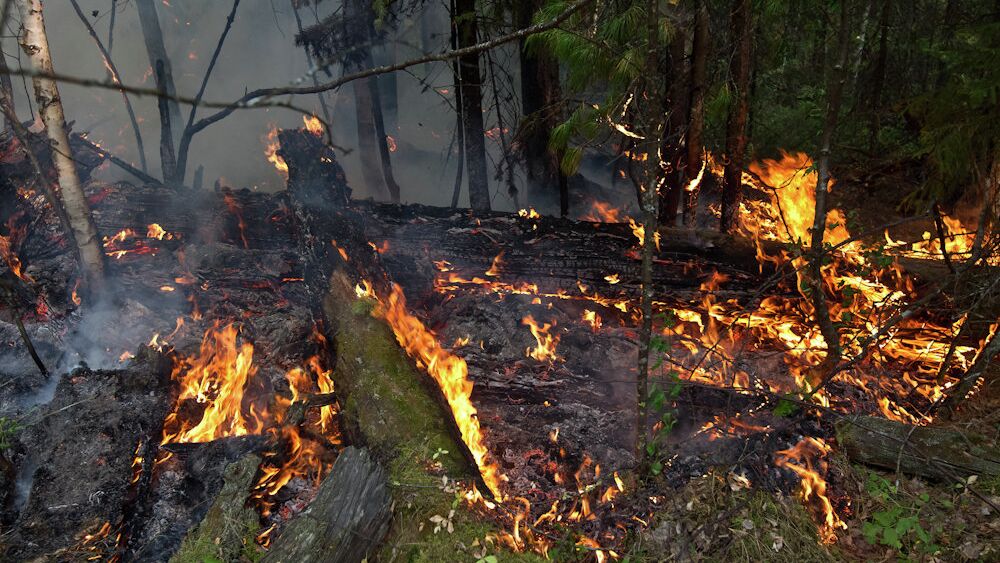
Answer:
[
  {"xmin": 17, "ymin": 0, "xmax": 105, "ymax": 293},
  {"xmin": 0, "ymin": 46, "xmax": 15, "ymax": 133},
  {"xmin": 107, "ymin": 0, "xmax": 117, "ymax": 54},
  {"xmin": 368, "ymin": 74, "xmax": 401, "ymax": 203},
  {"xmin": 69, "ymin": 0, "xmax": 147, "ymax": 173},
  {"xmin": 659, "ymin": 25, "xmax": 688, "ymax": 226},
  {"xmin": 450, "ymin": 6, "xmax": 466, "ymax": 209},
  {"xmin": 455, "ymin": 0, "xmax": 490, "ymax": 212},
  {"xmin": 682, "ymin": 1, "xmax": 709, "ymax": 227},
  {"xmin": 155, "ymin": 60, "xmax": 178, "ymax": 185},
  {"xmin": 808, "ymin": 0, "xmax": 852, "ymax": 387},
  {"xmin": 135, "ymin": 0, "xmax": 182, "ymax": 153},
  {"xmin": 720, "ymin": 0, "xmax": 752, "ymax": 234},
  {"xmin": 518, "ymin": 0, "xmax": 564, "ymax": 212},
  {"xmin": 353, "ymin": 78, "xmax": 387, "ymax": 197},
  {"xmin": 868, "ymin": 0, "xmax": 891, "ymax": 151}
]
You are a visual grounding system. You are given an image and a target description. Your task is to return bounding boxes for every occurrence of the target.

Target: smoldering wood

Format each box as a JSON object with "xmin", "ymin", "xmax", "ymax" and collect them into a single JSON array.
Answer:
[
  {"xmin": 261, "ymin": 447, "xmax": 391, "ymax": 563},
  {"xmin": 836, "ymin": 415, "xmax": 1000, "ymax": 480},
  {"xmin": 2, "ymin": 347, "xmax": 172, "ymax": 561}
]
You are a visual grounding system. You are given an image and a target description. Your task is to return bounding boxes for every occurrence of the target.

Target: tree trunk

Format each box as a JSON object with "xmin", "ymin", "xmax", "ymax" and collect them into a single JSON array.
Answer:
[
  {"xmin": 720, "ymin": 0, "xmax": 752, "ymax": 234},
  {"xmin": 368, "ymin": 73, "xmax": 401, "ymax": 203},
  {"xmin": 353, "ymin": 78, "xmax": 388, "ymax": 198},
  {"xmin": 518, "ymin": 0, "xmax": 564, "ymax": 212},
  {"xmin": 836, "ymin": 415, "xmax": 1000, "ymax": 480},
  {"xmin": 659, "ymin": 25, "xmax": 688, "ymax": 226},
  {"xmin": 682, "ymin": 1, "xmax": 709, "ymax": 227},
  {"xmin": 135, "ymin": 0, "xmax": 183, "ymax": 157},
  {"xmin": 808, "ymin": 0, "xmax": 853, "ymax": 390},
  {"xmin": 454, "ymin": 0, "xmax": 491, "ymax": 212},
  {"xmin": 17, "ymin": 0, "xmax": 105, "ymax": 293},
  {"xmin": 0, "ymin": 44, "xmax": 15, "ymax": 133},
  {"xmin": 868, "ymin": 0, "xmax": 891, "ymax": 151}
]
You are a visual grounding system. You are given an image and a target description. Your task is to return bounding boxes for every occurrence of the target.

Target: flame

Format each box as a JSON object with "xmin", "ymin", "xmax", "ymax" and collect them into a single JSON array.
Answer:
[
  {"xmin": 518, "ymin": 208, "xmax": 541, "ymax": 219},
  {"xmin": 303, "ymin": 115, "xmax": 324, "ymax": 137},
  {"xmin": 386, "ymin": 135, "xmax": 398, "ymax": 152},
  {"xmin": 485, "ymin": 252, "xmax": 504, "ymax": 276},
  {"xmin": 583, "ymin": 309, "xmax": 602, "ymax": 332},
  {"xmin": 583, "ymin": 201, "xmax": 627, "ymax": 223},
  {"xmin": 161, "ymin": 323, "xmax": 261, "ymax": 444},
  {"xmin": 263, "ymin": 124, "xmax": 288, "ymax": 177},
  {"xmin": 774, "ymin": 437, "xmax": 845, "ymax": 542},
  {"xmin": 523, "ymin": 315, "xmax": 561, "ymax": 362},
  {"xmin": 372, "ymin": 283, "xmax": 502, "ymax": 498}
]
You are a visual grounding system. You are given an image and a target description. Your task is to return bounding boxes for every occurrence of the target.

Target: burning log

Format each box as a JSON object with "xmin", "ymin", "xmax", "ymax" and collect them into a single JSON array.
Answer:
[
  {"xmin": 261, "ymin": 447, "xmax": 391, "ymax": 563},
  {"xmin": 836, "ymin": 415, "xmax": 1000, "ymax": 481}
]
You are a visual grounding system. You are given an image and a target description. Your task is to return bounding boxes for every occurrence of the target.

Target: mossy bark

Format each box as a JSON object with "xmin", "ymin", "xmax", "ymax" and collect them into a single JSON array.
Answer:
[
  {"xmin": 170, "ymin": 454, "xmax": 263, "ymax": 563},
  {"xmin": 322, "ymin": 270, "xmax": 543, "ymax": 562}
]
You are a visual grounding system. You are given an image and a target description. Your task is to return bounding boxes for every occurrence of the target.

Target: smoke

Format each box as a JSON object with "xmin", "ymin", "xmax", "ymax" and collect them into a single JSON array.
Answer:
[{"xmin": 0, "ymin": 0, "xmax": 538, "ymax": 211}]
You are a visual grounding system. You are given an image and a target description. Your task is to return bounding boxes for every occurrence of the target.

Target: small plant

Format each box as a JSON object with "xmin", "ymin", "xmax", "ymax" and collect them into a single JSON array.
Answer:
[
  {"xmin": 0, "ymin": 417, "xmax": 19, "ymax": 451},
  {"xmin": 861, "ymin": 472, "xmax": 940, "ymax": 556}
]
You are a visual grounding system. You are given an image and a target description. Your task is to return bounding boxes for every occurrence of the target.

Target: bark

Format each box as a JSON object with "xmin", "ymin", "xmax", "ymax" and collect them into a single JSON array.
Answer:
[
  {"xmin": 637, "ymin": 0, "xmax": 663, "ymax": 466},
  {"xmin": 659, "ymin": 25, "xmax": 688, "ymax": 226},
  {"xmin": 345, "ymin": 1, "xmax": 399, "ymax": 202},
  {"xmin": 156, "ymin": 60, "xmax": 179, "ymax": 185},
  {"xmin": 0, "ymin": 44, "xmax": 14, "ymax": 133},
  {"xmin": 720, "ymin": 0, "xmax": 752, "ymax": 234},
  {"xmin": 518, "ymin": 0, "xmax": 564, "ymax": 212},
  {"xmin": 454, "ymin": 0, "xmax": 491, "ymax": 212},
  {"xmin": 17, "ymin": 0, "xmax": 105, "ymax": 293},
  {"xmin": 836, "ymin": 415, "xmax": 1000, "ymax": 480},
  {"xmin": 261, "ymin": 447, "xmax": 391, "ymax": 563},
  {"xmin": 450, "ymin": 4, "xmax": 465, "ymax": 208},
  {"xmin": 807, "ymin": 0, "xmax": 852, "ymax": 385},
  {"xmin": 682, "ymin": 1, "xmax": 709, "ymax": 227},
  {"xmin": 135, "ymin": 0, "xmax": 183, "ymax": 151}
]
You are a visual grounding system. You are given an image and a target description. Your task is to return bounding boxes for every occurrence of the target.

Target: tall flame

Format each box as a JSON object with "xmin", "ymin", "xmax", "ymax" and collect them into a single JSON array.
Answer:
[
  {"xmin": 162, "ymin": 323, "xmax": 261, "ymax": 444},
  {"xmin": 373, "ymin": 283, "xmax": 502, "ymax": 498}
]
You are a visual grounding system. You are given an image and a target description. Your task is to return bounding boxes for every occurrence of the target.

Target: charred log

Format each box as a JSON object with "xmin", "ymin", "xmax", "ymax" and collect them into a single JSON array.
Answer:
[{"xmin": 261, "ymin": 447, "xmax": 391, "ymax": 563}]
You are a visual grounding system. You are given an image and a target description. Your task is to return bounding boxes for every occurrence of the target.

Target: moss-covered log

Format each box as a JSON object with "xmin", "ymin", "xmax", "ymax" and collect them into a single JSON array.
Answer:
[{"xmin": 836, "ymin": 415, "xmax": 1000, "ymax": 480}]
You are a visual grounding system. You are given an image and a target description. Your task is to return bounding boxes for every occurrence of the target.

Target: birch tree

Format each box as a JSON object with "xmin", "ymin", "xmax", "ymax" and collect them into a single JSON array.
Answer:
[{"xmin": 17, "ymin": 0, "xmax": 105, "ymax": 293}]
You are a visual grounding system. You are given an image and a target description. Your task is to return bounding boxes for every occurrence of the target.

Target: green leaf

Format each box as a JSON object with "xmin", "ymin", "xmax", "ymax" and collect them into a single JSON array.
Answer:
[{"xmin": 650, "ymin": 461, "xmax": 663, "ymax": 475}]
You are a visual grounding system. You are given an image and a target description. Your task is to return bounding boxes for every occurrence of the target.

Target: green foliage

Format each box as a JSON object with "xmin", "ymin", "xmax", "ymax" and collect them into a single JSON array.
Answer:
[
  {"xmin": 527, "ymin": 0, "xmax": 668, "ymax": 174},
  {"xmin": 860, "ymin": 473, "xmax": 941, "ymax": 557},
  {"xmin": 0, "ymin": 417, "xmax": 18, "ymax": 451},
  {"xmin": 906, "ymin": 21, "xmax": 1000, "ymax": 206}
]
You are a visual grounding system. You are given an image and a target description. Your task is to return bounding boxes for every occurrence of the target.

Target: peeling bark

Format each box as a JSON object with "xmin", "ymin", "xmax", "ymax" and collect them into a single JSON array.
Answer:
[{"xmin": 16, "ymin": 0, "xmax": 105, "ymax": 293}]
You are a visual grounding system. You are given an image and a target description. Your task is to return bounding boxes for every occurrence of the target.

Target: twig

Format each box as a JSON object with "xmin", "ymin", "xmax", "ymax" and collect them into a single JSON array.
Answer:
[
  {"xmin": 76, "ymin": 136, "xmax": 163, "ymax": 187},
  {"xmin": 68, "ymin": 0, "xmax": 147, "ymax": 173},
  {"xmin": 174, "ymin": 0, "xmax": 241, "ymax": 184}
]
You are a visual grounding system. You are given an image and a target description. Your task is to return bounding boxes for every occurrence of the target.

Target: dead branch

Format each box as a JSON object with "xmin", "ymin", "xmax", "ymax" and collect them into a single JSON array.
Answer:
[{"xmin": 68, "ymin": 0, "xmax": 147, "ymax": 174}]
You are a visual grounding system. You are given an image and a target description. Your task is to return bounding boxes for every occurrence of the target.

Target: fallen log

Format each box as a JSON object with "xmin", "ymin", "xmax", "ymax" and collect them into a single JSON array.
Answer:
[
  {"xmin": 836, "ymin": 415, "xmax": 1000, "ymax": 481},
  {"xmin": 261, "ymin": 447, "xmax": 390, "ymax": 563}
]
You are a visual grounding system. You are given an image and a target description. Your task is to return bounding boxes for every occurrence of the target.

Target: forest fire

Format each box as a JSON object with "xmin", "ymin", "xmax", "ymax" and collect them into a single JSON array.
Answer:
[{"xmin": 2, "ymin": 1, "xmax": 997, "ymax": 560}]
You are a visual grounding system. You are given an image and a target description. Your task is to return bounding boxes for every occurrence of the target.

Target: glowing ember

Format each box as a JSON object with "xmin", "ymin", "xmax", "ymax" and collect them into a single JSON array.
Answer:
[
  {"xmin": 582, "ymin": 309, "xmax": 602, "ymax": 332},
  {"xmin": 485, "ymin": 252, "xmax": 504, "ymax": 276},
  {"xmin": 386, "ymin": 135, "xmax": 398, "ymax": 152},
  {"xmin": 518, "ymin": 208, "xmax": 541, "ymax": 219}
]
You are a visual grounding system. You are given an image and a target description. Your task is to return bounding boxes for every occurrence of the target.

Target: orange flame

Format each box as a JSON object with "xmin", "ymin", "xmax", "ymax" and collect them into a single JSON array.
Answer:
[
  {"xmin": 522, "ymin": 315, "xmax": 561, "ymax": 362},
  {"xmin": 774, "ymin": 437, "xmax": 845, "ymax": 542},
  {"xmin": 373, "ymin": 283, "xmax": 502, "ymax": 497}
]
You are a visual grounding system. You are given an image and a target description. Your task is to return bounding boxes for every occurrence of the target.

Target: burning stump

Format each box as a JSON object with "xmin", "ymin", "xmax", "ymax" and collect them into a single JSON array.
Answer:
[{"xmin": 2, "ymin": 348, "xmax": 172, "ymax": 561}]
